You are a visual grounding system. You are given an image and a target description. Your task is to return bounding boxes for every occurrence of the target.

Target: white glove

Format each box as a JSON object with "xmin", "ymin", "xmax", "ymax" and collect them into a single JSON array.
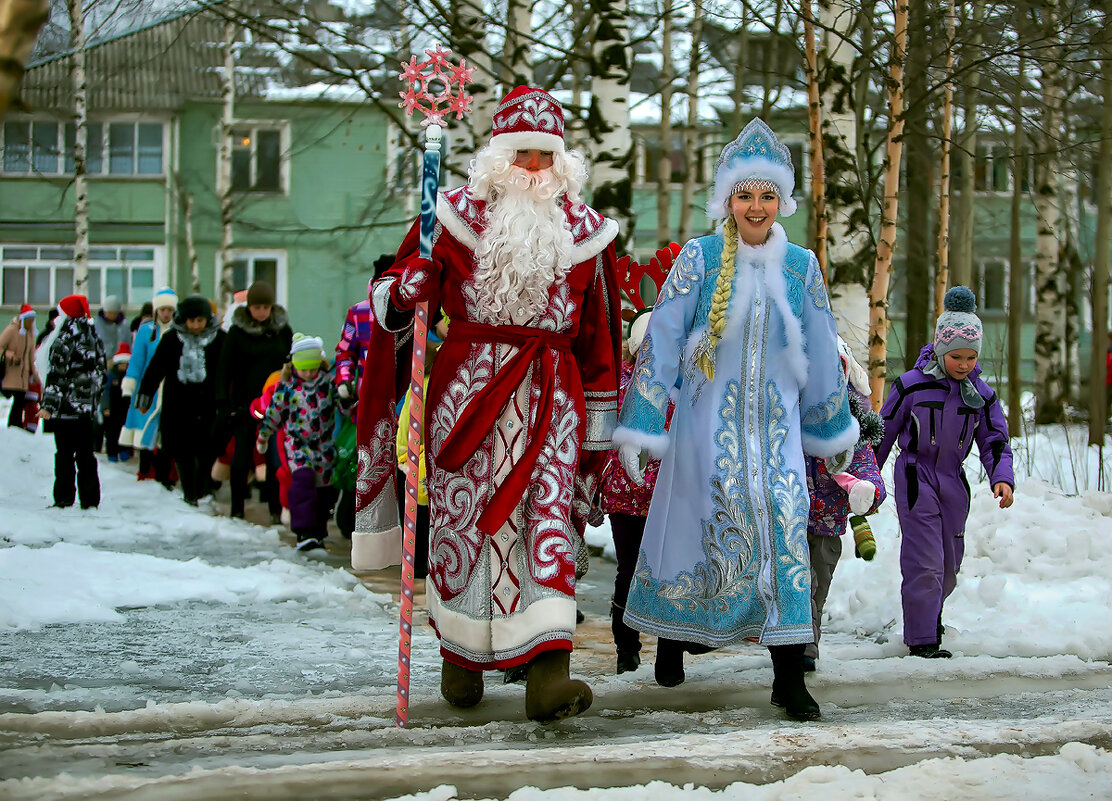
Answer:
[
  {"xmin": 618, "ymin": 443, "xmax": 645, "ymax": 486},
  {"xmin": 848, "ymin": 479, "xmax": 877, "ymax": 515},
  {"xmin": 825, "ymin": 449, "xmax": 853, "ymax": 475},
  {"xmin": 337, "ymin": 382, "xmax": 352, "ymax": 400}
]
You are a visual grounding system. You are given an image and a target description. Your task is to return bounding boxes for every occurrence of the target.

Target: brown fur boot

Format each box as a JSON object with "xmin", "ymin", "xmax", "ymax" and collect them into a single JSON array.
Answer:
[
  {"xmin": 440, "ymin": 658, "xmax": 484, "ymax": 708},
  {"xmin": 524, "ymin": 650, "xmax": 593, "ymax": 723}
]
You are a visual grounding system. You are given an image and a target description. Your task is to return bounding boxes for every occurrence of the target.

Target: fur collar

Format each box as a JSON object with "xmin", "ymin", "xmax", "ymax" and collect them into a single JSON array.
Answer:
[{"xmin": 231, "ymin": 304, "xmax": 289, "ymax": 336}]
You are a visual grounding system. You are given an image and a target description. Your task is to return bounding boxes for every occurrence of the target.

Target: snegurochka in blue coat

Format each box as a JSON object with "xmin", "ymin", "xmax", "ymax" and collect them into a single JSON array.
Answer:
[
  {"xmin": 119, "ymin": 287, "xmax": 178, "ymax": 453},
  {"xmin": 611, "ymin": 119, "xmax": 858, "ymax": 722}
]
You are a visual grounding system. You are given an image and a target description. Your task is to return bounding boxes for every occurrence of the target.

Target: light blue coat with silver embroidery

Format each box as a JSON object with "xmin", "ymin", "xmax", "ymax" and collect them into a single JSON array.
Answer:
[{"xmin": 611, "ymin": 224, "xmax": 859, "ymax": 647}]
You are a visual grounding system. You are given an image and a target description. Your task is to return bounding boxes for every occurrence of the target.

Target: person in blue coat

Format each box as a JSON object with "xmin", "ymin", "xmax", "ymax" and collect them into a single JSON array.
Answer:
[
  {"xmin": 612, "ymin": 119, "xmax": 858, "ymax": 721},
  {"xmin": 119, "ymin": 287, "xmax": 177, "ymax": 483}
]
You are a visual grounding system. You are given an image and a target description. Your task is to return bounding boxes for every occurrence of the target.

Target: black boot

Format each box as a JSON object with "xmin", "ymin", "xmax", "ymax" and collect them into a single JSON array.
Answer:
[
  {"xmin": 441, "ymin": 658, "xmax": 484, "ymax": 708},
  {"xmin": 654, "ymin": 638, "xmax": 686, "ymax": 687},
  {"xmin": 909, "ymin": 643, "xmax": 953, "ymax": 659},
  {"xmin": 769, "ymin": 644, "xmax": 821, "ymax": 721},
  {"xmin": 525, "ymin": 650, "xmax": 592, "ymax": 723},
  {"xmin": 616, "ymin": 649, "xmax": 641, "ymax": 675}
]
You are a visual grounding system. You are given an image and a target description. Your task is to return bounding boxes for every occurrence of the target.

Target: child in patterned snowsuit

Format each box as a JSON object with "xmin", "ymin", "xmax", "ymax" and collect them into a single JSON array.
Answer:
[
  {"xmin": 256, "ymin": 334, "xmax": 348, "ymax": 551},
  {"xmin": 803, "ymin": 337, "xmax": 886, "ymax": 671},
  {"xmin": 877, "ymin": 287, "xmax": 1014, "ymax": 659}
]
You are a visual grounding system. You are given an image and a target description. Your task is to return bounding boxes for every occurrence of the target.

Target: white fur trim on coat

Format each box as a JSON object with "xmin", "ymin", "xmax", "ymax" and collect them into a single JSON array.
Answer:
[{"xmin": 610, "ymin": 424, "xmax": 672, "ymax": 460}]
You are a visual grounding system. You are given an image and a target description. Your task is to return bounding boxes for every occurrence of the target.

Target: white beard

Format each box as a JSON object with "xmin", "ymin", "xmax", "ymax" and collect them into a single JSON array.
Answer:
[{"xmin": 471, "ymin": 168, "xmax": 575, "ymax": 323}]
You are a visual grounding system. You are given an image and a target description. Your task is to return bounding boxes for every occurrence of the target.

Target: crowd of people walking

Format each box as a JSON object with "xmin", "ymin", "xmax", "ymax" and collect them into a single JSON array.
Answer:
[{"xmin": 2, "ymin": 95, "xmax": 1021, "ymax": 727}]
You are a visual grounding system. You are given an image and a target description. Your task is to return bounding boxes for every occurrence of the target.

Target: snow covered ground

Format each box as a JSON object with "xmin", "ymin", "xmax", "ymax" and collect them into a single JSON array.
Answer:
[{"xmin": 1, "ymin": 401, "xmax": 1111, "ymax": 800}]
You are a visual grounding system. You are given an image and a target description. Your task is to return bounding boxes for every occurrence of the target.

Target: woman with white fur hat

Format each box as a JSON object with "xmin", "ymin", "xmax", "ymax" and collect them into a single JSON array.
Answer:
[
  {"xmin": 611, "ymin": 119, "xmax": 858, "ymax": 721},
  {"xmin": 119, "ymin": 287, "xmax": 178, "ymax": 484}
]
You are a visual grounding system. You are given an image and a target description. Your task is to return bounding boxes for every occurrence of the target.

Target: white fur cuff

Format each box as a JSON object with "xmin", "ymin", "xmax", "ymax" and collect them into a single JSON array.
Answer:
[
  {"xmin": 610, "ymin": 425, "xmax": 672, "ymax": 460},
  {"xmin": 351, "ymin": 528, "xmax": 402, "ymax": 571}
]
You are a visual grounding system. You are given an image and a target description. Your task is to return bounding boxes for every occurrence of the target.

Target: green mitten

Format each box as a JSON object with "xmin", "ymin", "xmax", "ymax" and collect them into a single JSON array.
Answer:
[{"xmin": 851, "ymin": 515, "xmax": 876, "ymax": 561}]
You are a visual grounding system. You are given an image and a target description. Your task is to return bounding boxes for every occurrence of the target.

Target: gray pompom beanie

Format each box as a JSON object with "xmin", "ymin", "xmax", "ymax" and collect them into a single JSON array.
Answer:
[{"xmin": 934, "ymin": 286, "xmax": 983, "ymax": 359}]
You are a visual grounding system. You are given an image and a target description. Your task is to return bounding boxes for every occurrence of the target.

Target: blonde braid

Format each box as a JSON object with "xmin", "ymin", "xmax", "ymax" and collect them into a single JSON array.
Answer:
[{"xmin": 696, "ymin": 216, "xmax": 739, "ymax": 380}]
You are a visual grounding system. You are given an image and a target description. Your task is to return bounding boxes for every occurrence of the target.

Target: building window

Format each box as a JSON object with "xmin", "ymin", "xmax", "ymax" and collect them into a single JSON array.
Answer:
[
  {"xmin": 1, "ymin": 245, "xmax": 164, "ymax": 307},
  {"xmin": 0, "ymin": 119, "xmax": 164, "ymax": 176},
  {"xmin": 968, "ymin": 142, "xmax": 1025, "ymax": 194},
  {"xmin": 221, "ymin": 251, "xmax": 286, "ymax": 303},
  {"xmin": 231, "ymin": 126, "xmax": 285, "ymax": 193},
  {"xmin": 975, "ymin": 257, "xmax": 1034, "ymax": 317}
]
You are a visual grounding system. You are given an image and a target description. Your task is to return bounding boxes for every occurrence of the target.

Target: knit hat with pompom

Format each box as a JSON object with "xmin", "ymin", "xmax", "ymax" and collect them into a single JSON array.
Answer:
[{"xmin": 934, "ymin": 286, "xmax": 982, "ymax": 359}]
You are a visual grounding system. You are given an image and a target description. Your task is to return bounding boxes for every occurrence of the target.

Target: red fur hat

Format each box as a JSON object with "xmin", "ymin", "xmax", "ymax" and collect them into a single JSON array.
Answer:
[
  {"xmin": 490, "ymin": 86, "xmax": 565, "ymax": 153},
  {"xmin": 58, "ymin": 294, "xmax": 91, "ymax": 319}
]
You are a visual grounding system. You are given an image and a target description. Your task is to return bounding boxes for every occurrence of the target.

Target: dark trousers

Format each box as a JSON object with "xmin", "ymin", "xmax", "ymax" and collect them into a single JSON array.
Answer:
[
  {"xmin": 610, "ymin": 512, "xmax": 647, "ymax": 656},
  {"xmin": 5, "ymin": 390, "xmax": 26, "ymax": 428},
  {"xmin": 138, "ymin": 447, "xmax": 174, "ymax": 484},
  {"xmin": 102, "ymin": 399, "xmax": 129, "ymax": 458},
  {"xmin": 335, "ymin": 488, "xmax": 356, "ymax": 538},
  {"xmin": 51, "ymin": 417, "xmax": 100, "ymax": 508},
  {"xmin": 289, "ymin": 467, "xmax": 338, "ymax": 541},
  {"xmin": 394, "ymin": 469, "xmax": 429, "ymax": 579},
  {"xmin": 229, "ymin": 417, "xmax": 260, "ymax": 518},
  {"xmin": 174, "ymin": 438, "xmax": 212, "ymax": 504}
]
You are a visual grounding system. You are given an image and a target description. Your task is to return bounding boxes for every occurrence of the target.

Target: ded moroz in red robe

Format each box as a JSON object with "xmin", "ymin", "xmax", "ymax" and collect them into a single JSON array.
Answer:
[{"xmin": 353, "ymin": 184, "xmax": 622, "ymax": 670}]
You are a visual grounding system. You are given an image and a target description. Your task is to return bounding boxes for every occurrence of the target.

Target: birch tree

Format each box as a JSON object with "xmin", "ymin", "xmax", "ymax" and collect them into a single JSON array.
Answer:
[
  {"xmin": 934, "ymin": 0, "xmax": 955, "ymax": 319},
  {"xmin": 656, "ymin": 0, "xmax": 675, "ymax": 247},
  {"xmin": 677, "ymin": 0, "xmax": 703, "ymax": 244},
  {"xmin": 901, "ymin": 0, "xmax": 933, "ymax": 369},
  {"xmin": 587, "ymin": 0, "xmax": 634, "ymax": 252},
  {"xmin": 802, "ymin": 0, "xmax": 827, "ymax": 276},
  {"xmin": 66, "ymin": 0, "xmax": 88, "ymax": 295},
  {"xmin": 1090, "ymin": 3, "xmax": 1112, "ymax": 448},
  {"xmin": 217, "ymin": 15, "xmax": 237, "ymax": 309},
  {"xmin": 446, "ymin": 0, "xmax": 495, "ymax": 183},
  {"xmin": 819, "ymin": 0, "xmax": 873, "ymax": 360},
  {"xmin": 1007, "ymin": 53, "xmax": 1025, "ymax": 437},
  {"xmin": 868, "ymin": 0, "xmax": 910, "ymax": 406},
  {"xmin": 949, "ymin": 0, "xmax": 984, "ymax": 290},
  {"xmin": 1033, "ymin": 0, "xmax": 1066, "ymax": 424}
]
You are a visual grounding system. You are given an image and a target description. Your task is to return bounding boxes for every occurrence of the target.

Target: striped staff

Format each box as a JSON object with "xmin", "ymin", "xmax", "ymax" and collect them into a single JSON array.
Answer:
[{"xmin": 394, "ymin": 45, "xmax": 474, "ymax": 728}]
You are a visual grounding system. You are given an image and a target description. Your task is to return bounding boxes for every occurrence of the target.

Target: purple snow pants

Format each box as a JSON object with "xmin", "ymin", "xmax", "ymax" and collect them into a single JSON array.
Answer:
[
  {"xmin": 894, "ymin": 458, "xmax": 969, "ymax": 646},
  {"xmin": 288, "ymin": 466, "xmax": 336, "ymax": 540}
]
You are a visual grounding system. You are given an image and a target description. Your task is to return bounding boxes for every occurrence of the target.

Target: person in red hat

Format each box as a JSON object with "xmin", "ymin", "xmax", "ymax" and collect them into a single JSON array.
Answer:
[
  {"xmin": 356, "ymin": 85, "xmax": 623, "ymax": 723},
  {"xmin": 0, "ymin": 303, "xmax": 40, "ymax": 428},
  {"xmin": 36, "ymin": 294, "xmax": 107, "ymax": 509},
  {"xmin": 100, "ymin": 342, "xmax": 133, "ymax": 462}
]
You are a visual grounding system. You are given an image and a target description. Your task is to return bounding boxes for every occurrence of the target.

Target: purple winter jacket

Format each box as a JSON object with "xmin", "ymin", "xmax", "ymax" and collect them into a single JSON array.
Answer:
[{"xmin": 876, "ymin": 344, "xmax": 1014, "ymax": 500}]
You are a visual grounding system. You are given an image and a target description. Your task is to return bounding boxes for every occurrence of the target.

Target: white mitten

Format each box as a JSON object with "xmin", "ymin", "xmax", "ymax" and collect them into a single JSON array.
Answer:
[
  {"xmin": 337, "ymin": 382, "xmax": 352, "ymax": 400},
  {"xmin": 848, "ymin": 479, "xmax": 877, "ymax": 515},
  {"xmin": 618, "ymin": 443, "xmax": 645, "ymax": 485}
]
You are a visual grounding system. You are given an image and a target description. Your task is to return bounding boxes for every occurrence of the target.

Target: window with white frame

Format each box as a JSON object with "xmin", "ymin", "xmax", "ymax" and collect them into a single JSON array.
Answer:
[
  {"xmin": 1, "ymin": 119, "xmax": 164, "ymax": 176},
  {"xmin": 1, "ymin": 245, "xmax": 165, "ymax": 307},
  {"xmin": 230, "ymin": 125, "xmax": 286, "ymax": 193},
  {"xmin": 222, "ymin": 251, "xmax": 286, "ymax": 303},
  {"xmin": 975, "ymin": 256, "xmax": 1035, "ymax": 317}
]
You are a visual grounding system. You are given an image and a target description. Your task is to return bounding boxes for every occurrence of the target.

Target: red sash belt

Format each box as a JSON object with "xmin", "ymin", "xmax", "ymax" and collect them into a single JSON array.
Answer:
[{"xmin": 436, "ymin": 319, "xmax": 574, "ymax": 536}]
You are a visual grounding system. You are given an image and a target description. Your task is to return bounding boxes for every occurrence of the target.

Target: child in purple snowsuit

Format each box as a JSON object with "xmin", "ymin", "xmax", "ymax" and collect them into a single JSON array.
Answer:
[
  {"xmin": 803, "ymin": 338, "xmax": 886, "ymax": 670},
  {"xmin": 876, "ymin": 287, "xmax": 1014, "ymax": 659}
]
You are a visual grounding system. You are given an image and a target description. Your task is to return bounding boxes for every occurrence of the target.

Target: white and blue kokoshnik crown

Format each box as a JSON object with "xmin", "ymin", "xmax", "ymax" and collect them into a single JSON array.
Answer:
[{"xmin": 706, "ymin": 117, "xmax": 798, "ymax": 221}]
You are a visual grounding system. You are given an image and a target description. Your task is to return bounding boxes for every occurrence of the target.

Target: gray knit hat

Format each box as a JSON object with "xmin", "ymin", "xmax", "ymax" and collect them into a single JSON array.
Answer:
[{"xmin": 934, "ymin": 286, "xmax": 983, "ymax": 359}]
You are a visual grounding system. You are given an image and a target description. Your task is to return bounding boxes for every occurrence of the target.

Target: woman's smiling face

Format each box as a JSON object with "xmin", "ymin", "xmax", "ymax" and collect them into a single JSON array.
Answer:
[{"xmin": 730, "ymin": 187, "xmax": 779, "ymax": 245}]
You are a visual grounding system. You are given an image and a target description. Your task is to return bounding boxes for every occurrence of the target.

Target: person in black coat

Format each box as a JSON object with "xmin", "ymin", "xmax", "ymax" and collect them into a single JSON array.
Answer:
[
  {"xmin": 213, "ymin": 280, "xmax": 293, "ymax": 518},
  {"xmin": 136, "ymin": 295, "xmax": 226, "ymax": 506},
  {"xmin": 36, "ymin": 295, "xmax": 107, "ymax": 509}
]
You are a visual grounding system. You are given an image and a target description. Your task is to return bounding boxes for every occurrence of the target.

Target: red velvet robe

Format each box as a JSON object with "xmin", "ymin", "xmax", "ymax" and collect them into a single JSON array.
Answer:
[{"xmin": 354, "ymin": 186, "xmax": 622, "ymax": 670}]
